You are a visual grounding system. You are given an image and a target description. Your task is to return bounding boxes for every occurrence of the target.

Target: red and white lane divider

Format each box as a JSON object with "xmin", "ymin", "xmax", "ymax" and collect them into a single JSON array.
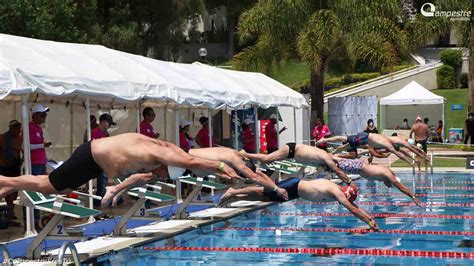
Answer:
[
  {"xmin": 290, "ymin": 201, "xmax": 474, "ymax": 207},
  {"xmin": 143, "ymin": 246, "xmax": 474, "ymax": 259},
  {"xmin": 261, "ymin": 211, "xmax": 474, "ymax": 219},
  {"xmin": 359, "ymin": 186, "xmax": 474, "ymax": 190},
  {"xmin": 214, "ymin": 227, "xmax": 474, "ymax": 236},
  {"xmin": 363, "ymin": 193, "xmax": 474, "ymax": 197}
]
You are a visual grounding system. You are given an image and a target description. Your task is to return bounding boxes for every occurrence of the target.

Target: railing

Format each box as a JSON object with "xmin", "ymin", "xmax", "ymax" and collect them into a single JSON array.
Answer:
[{"xmin": 56, "ymin": 242, "xmax": 80, "ymax": 266}]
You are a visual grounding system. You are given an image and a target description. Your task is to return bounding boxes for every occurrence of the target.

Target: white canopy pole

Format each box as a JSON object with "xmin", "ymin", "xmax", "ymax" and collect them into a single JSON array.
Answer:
[
  {"xmin": 276, "ymin": 109, "xmax": 280, "ymax": 148},
  {"xmin": 22, "ymin": 95, "xmax": 37, "ymax": 236},
  {"xmin": 307, "ymin": 107, "xmax": 311, "ymax": 145},
  {"xmin": 85, "ymin": 97, "xmax": 95, "ymax": 223},
  {"xmin": 174, "ymin": 107, "xmax": 182, "ymax": 203},
  {"xmin": 293, "ymin": 108, "xmax": 297, "ymax": 143},
  {"xmin": 136, "ymin": 101, "xmax": 141, "ymax": 133},
  {"xmin": 254, "ymin": 106, "xmax": 260, "ymax": 153},
  {"xmin": 208, "ymin": 108, "xmax": 212, "ymax": 147},
  {"xmin": 234, "ymin": 109, "xmax": 238, "ymax": 149},
  {"xmin": 442, "ymin": 101, "xmax": 445, "ymax": 141}
]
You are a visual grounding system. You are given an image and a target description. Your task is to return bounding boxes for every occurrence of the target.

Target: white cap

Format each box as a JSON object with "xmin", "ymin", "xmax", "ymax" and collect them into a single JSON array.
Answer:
[
  {"xmin": 244, "ymin": 118, "xmax": 254, "ymax": 125},
  {"xmin": 180, "ymin": 120, "xmax": 191, "ymax": 128},
  {"xmin": 407, "ymin": 138, "xmax": 415, "ymax": 145},
  {"xmin": 32, "ymin": 104, "xmax": 49, "ymax": 113},
  {"xmin": 269, "ymin": 114, "xmax": 277, "ymax": 120},
  {"xmin": 167, "ymin": 166, "xmax": 186, "ymax": 180}
]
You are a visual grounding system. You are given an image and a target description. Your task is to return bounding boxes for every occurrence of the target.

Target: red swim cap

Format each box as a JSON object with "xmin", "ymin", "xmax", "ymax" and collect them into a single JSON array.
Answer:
[{"xmin": 342, "ymin": 184, "xmax": 359, "ymax": 203}]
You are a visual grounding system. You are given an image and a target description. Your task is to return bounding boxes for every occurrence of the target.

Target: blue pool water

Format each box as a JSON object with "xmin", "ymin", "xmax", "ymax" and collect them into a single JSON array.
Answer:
[{"xmin": 96, "ymin": 172, "xmax": 473, "ymax": 265}]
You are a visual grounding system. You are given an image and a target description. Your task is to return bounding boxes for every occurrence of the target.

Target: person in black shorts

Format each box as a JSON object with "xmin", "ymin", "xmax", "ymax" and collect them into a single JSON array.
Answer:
[{"xmin": 0, "ymin": 133, "xmax": 240, "ymax": 207}]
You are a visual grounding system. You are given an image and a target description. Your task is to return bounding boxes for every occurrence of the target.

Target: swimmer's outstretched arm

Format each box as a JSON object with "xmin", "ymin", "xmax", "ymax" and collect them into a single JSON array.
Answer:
[
  {"xmin": 331, "ymin": 144, "xmax": 349, "ymax": 154},
  {"xmin": 385, "ymin": 145, "xmax": 414, "ymax": 166},
  {"xmin": 332, "ymin": 187, "xmax": 378, "ymax": 230},
  {"xmin": 324, "ymin": 156, "xmax": 351, "ymax": 184},
  {"xmin": 385, "ymin": 171, "xmax": 422, "ymax": 207}
]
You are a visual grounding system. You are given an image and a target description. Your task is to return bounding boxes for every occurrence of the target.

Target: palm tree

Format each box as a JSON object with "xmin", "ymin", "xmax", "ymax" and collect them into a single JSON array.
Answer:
[{"xmin": 231, "ymin": 0, "xmax": 412, "ymax": 123}]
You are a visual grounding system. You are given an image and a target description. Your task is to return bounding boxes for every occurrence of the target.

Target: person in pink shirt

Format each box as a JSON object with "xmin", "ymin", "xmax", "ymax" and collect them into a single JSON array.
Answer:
[
  {"xmin": 312, "ymin": 118, "xmax": 332, "ymax": 151},
  {"xmin": 92, "ymin": 113, "xmax": 116, "ymax": 207},
  {"xmin": 196, "ymin": 116, "xmax": 216, "ymax": 148},
  {"xmin": 242, "ymin": 119, "xmax": 256, "ymax": 153},
  {"xmin": 179, "ymin": 120, "xmax": 192, "ymax": 152},
  {"xmin": 265, "ymin": 114, "xmax": 286, "ymax": 154},
  {"xmin": 28, "ymin": 104, "xmax": 51, "ymax": 228},
  {"xmin": 139, "ymin": 107, "xmax": 160, "ymax": 139}
]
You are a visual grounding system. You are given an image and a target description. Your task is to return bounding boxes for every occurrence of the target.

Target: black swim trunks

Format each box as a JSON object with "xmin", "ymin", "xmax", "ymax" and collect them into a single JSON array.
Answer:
[
  {"xmin": 347, "ymin": 132, "xmax": 369, "ymax": 149},
  {"xmin": 286, "ymin": 142, "xmax": 296, "ymax": 159},
  {"xmin": 415, "ymin": 139, "xmax": 427, "ymax": 153},
  {"xmin": 49, "ymin": 141, "xmax": 103, "ymax": 191},
  {"xmin": 263, "ymin": 177, "xmax": 300, "ymax": 202}
]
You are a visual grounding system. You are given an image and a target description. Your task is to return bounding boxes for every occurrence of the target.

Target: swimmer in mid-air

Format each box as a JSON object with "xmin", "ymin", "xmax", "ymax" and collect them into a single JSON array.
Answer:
[
  {"xmin": 220, "ymin": 178, "xmax": 379, "ymax": 231},
  {"xmin": 0, "ymin": 133, "xmax": 239, "ymax": 206}
]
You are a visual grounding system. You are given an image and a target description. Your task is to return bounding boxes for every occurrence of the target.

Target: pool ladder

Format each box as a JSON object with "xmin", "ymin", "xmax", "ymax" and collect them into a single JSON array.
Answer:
[{"xmin": 56, "ymin": 241, "xmax": 80, "ymax": 266}]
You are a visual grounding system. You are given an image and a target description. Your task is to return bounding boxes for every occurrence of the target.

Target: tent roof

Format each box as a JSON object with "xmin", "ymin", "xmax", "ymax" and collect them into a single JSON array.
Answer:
[
  {"xmin": 0, "ymin": 34, "xmax": 308, "ymax": 109},
  {"xmin": 380, "ymin": 81, "xmax": 444, "ymax": 105}
]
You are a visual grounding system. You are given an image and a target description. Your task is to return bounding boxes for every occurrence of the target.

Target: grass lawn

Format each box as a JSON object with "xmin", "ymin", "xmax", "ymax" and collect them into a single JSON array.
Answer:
[
  {"xmin": 391, "ymin": 157, "xmax": 467, "ymax": 168},
  {"xmin": 431, "ymin": 88, "xmax": 468, "ymax": 137}
]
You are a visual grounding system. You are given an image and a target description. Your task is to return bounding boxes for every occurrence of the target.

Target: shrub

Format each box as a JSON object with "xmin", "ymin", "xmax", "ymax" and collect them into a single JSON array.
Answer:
[
  {"xmin": 436, "ymin": 65, "xmax": 455, "ymax": 89},
  {"xmin": 325, "ymin": 77, "xmax": 343, "ymax": 87},
  {"xmin": 440, "ymin": 49, "xmax": 463, "ymax": 68},
  {"xmin": 460, "ymin": 73, "xmax": 469, "ymax": 88},
  {"xmin": 342, "ymin": 72, "xmax": 380, "ymax": 84}
]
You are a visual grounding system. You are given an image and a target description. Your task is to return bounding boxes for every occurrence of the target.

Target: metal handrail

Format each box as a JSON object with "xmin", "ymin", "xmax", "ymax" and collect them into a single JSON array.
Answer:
[
  {"xmin": 0, "ymin": 244, "xmax": 13, "ymax": 266},
  {"xmin": 56, "ymin": 242, "xmax": 80, "ymax": 266}
]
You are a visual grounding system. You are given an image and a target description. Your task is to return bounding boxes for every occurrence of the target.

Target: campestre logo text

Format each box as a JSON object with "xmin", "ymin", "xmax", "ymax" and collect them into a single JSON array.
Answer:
[{"xmin": 421, "ymin": 2, "xmax": 471, "ymax": 21}]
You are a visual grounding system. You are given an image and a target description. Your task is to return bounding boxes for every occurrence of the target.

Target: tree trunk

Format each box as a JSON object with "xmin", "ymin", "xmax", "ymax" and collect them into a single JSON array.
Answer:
[
  {"xmin": 469, "ymin": 24, "xmax": 474, "ymax": 112},
  {"xmin": 309, "ymin": 69, "xmax": 325, "ymax": 128}
]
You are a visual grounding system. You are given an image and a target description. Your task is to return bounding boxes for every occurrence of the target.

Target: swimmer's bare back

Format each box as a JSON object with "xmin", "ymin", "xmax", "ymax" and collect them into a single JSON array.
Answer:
[{"xmin": 91, "ymin": 133, "xmax": 179, "ymax": 178}]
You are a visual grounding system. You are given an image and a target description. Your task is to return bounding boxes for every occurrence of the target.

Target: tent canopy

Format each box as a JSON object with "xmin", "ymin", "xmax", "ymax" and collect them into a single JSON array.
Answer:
[
  {"xmin": 0, "ymin": 33, "xmax": 308, "ymax": 109},
  {"xmin": 379, "ymin": 81, "xmax": 445, "ymax": 131},
  {"xmin": 380, "ymin": 81, "xmax": 444, "ymax": 105}
]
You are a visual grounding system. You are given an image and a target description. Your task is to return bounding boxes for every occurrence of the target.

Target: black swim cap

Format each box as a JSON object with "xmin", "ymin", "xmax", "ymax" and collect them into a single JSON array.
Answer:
[{"xmin": 244, "ymin": 159, "xmax": 256, "ymax": 173}]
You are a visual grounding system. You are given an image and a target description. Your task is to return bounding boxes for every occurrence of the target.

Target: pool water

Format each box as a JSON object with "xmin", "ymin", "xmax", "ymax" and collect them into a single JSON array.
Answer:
[{"xmin": 96, "ymin": 172, "xmax": 473, "ymax": 265}]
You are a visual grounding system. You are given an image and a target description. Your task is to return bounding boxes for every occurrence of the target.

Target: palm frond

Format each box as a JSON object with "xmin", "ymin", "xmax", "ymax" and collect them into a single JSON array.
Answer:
[{"xmin": 346, "ymin": 32, "xmax": 398, "ymax": 67}]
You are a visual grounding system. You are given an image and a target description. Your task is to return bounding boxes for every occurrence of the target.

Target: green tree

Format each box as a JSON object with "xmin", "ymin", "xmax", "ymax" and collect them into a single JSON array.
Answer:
[{"xmin": 231, "ymin": 0, "xmax": 414, "ymax": 122}]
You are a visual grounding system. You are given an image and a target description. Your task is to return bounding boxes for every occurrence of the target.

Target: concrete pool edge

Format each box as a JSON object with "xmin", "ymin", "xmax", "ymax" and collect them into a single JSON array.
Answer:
[{"xmin": 78, "ymin": 201, "xmax": 277, "ymax": 264}]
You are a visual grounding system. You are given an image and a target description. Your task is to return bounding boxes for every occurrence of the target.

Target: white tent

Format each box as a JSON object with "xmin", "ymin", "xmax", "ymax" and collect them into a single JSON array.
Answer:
[{"xmin": 380, "ymin": 81, "xmax": 445, "ymax": 133}]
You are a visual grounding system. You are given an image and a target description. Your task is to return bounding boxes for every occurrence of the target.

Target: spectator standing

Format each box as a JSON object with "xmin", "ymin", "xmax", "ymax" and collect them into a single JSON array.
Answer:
[
  {"xmin": 28, "ymin": 104, "xmax": 51, "ymax": 228},
  {"xmin": 139, "ymin": 107, "xmax": 160, "ymax": 139},
  {"xmin": 311, "ymin": 118, "xmax": 331, "ymax": 151},
  {"xmin": 92, "ymin": 114, "xmax": 116, "ymax": 207},
  {"xmin": 464, "ymin": 113, "xmax": 474, "ymax": 145},
  {"xmin": 435, "ymin": 120, "xmax": 443, "ymax": 143},
  {"xmin": 409, "ymin": 116, "xmax": 431, "ymax": 153},
  {"xmin": 242, "ymin": 119, "xmax": 256, "ymax": 153},
  {"xmin": 0, "ymin": 120, "xmax": 23, "ymax": 223},
  {"xmin": 265, "ymin": 114, "xmax": 287, "ymax": 154},
  {"xmin": 195, "ymin": 116, "xmax": 216, "ymax": 148},
  {"xmin": 179, "ymin": 120, "xmax": 192, "ymax": 152},
  {"xmin": 364, "ymin": 119, "xmax": 378, "ymax": 134}
]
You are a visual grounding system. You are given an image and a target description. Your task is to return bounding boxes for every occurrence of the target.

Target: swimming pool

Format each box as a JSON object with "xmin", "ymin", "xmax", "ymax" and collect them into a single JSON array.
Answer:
[{"xmin": 94, "ymin": 172, "xmax": 473, "ymax": 265}]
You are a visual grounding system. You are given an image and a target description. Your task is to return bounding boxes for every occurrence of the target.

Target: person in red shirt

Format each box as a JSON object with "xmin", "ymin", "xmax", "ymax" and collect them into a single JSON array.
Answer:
[
  {"xmin": 196, "ymin": 116, "xmax": 216, "ymax": 148},
  {"xmin": 179, "ymin": 120, "xmax": 192, "ymax": 152},
  {"xmin": 312, "ymin": 118, "xmax": 332, "ymax": 151},
  {"xmin": 92, "ymin": 113, "xmax": 116, "ymax": 207},
  {"xmin": 28, "ymin": 104, "xmax": 51, "ymax": 228},
  {"xmin": 139, "ymin": 107, "xmax": 160, "ymax": 139},
  {"xmin": 265, "ymin": 114, "xmax": 286, "ymax": 154},
  {"xmin": 242, "ymin": 119, "xmax": 256, "ymax": 153}
]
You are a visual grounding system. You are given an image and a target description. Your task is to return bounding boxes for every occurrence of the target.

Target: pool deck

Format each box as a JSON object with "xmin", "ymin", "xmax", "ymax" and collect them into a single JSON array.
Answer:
[{"xmin": 9, "ymin": 196, "xmax": 273, "ymax": 265}]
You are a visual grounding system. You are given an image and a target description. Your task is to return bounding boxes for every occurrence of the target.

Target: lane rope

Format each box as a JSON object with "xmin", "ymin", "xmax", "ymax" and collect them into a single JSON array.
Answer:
[
  {"xmin": 357, "ymin": 186, "xmax": 474, "ymax": 190},
  {"xmin": 261, "ymin": 211, "xmax": 474, "ymax": 219},
  {"xmin": 214, "ymin": 227, "xmax": 474, "ymax": 236},
  {"xmin": 290, "ymin": 201, "xmax": 474, "ymax": 207},
  {"xmin": 143, "ymin": 246, "xmax": 474, "ymax": 259},
  {"xmin": 363, "ymin": 193, "xmax": 474, "ymax": 197}
]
